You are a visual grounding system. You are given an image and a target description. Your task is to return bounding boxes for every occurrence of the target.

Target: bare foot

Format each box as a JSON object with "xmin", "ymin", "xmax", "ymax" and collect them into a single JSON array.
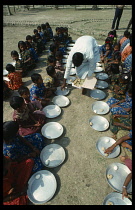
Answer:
[{"xmin": 119, "ymin": 155, "xmax": 129, "ymax": 162}]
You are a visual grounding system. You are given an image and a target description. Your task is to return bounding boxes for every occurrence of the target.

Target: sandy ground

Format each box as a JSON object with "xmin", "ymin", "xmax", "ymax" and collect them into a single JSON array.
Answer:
[{"xmin": 3, "ymin": 7, "xmax": 132, "ymax": 205}]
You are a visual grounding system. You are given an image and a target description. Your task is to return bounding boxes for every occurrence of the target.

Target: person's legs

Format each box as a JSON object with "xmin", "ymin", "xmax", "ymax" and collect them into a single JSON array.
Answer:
[
  {"xmin": 126, "ymin": 17, "xmax": 132, "ymax": 30},
  {"xmin": 115, "ymin": 9, "xmax": 123, "ymax": 30},
  {"xmin": 111, "ymin": 7, "xmax": 119, "ymax": 29}
]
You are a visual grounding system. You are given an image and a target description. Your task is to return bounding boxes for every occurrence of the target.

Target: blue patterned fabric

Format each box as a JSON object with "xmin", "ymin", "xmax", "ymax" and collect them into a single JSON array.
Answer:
[
  {"xmin": 3, "ymin": 133, "xmax": 45, "ymax": 172},
  {"xmin": 30, "ymin": 83, "xmax": 46, "ymax": 101},
  {"xmin": 124, "ymin": 54, "xmax": 132, "ymax": 72}
]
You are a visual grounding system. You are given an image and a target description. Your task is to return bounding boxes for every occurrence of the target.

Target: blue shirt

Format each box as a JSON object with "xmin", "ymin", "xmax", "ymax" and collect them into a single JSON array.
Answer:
[
  {"xmin": 124, "ymin": 54, "xmax": 132, "ymax": 72},
  {"xmin": 30, "ymin": 83, "xmax": 46, "ymax": 101}
]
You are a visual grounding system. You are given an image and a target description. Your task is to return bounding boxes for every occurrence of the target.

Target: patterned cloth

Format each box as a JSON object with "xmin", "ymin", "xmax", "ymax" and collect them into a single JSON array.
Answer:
[
  {"xmin": 7, "ymin": 72, "xmax": 23, "ymax": 90},
  {"xmin": 20, "ymin": 49, "xmax": 35, "ymax": 70},
  {"xmin": 15, "ymin": 59, "xmax": 24, "ymax": 70},
  {"xmin": 120, "ymin": 38, "xmax": 130, "ymax": 52},
  {"xmin": 29, "ymin": 48, "xmax": 39, "ymax": 62},
  {"xmin": 121, "ymin": 45, "xmax": 132, "ymax": 62},
  {"xmin": 120, "ymin": 37, "xmax": 127, "ymax": 46},
  {"xmin": 124, "ymin": 53, "xmax": 132, "ymax": 72},
  {"xmin": 3, "ymin": 133, "xmax": 45, "ymax": 173},
  {"xmin": 30, "ymin": 83, "xmax": 46, "ymax": 101},
  {"xmin": 3, "ymin": 157, "xmax": 34, "ymax": 205},
  {"xmin": 110, "ymin": 82, "xmax": 127, "ymax": 100},
  {"xmin": 107, "ymin": 92, "xmax": 132, "ymax": 115}
]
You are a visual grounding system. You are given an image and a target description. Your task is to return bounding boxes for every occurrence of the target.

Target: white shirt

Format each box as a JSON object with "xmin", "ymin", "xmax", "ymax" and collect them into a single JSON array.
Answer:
[{"xmin": 64, "ymin": 36, "xmax": 100, "ymax": 79}]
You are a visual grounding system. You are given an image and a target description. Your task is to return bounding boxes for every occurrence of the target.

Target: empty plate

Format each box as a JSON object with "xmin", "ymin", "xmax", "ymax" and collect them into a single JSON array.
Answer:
[
  {"xmin": 92, "ymin": 101, "xmax": 110, "ymax": 114},
  {"xmin": 40, "ymin": 144, "xmax": 65, "ymax": 168},
  {"xmin": 103, "ymin": 192, "xmax": 132, "ymax": 205},
  {"xmin": 55, "ymin": 87, "xmax": 70, "ymax": 96},
  {"xmin": 95, "ymin": 80, "xmax": 109, "ymax": 89},
  {"xmin": 96, "ymin": 62, "xmax": 102, "ymax": 67},
  {"xmin": 66, "ymin": 76, "xmax": 76, "ymax": 84},
  {"xmin": 96, "ymin": 136, "xmax": 120, "ymax": 158},
  {"xmin": 27, "ymin": 170, "xmax": 57, "ymax": 204},
  {"xmin": 3, "ymin": 76, "xmax": 10, "ymax": 82},
  {"xmin": 41, "ymin": 122, "xmax": 63, "ymax": 139},
  {"xmin": 106, "ymin": 163, "xmax": 132, "ymax": 193},
  {"xmin": 43, "ymin": 105, "xmax": 61, "ymax": 118},
  {"xmin": 94, "ymin": 66, "xmax": 103, "ymax": 73},
  {"xmin": 52, "ymin": 95, "xmax": 70, "ymax": 107},
  {"xmin": 95, "ymin": 72, "xmax": 108, "ymax": 80},
  {"xmin": 90, "ymin": 89, "xmax": 106, "ymax": 100},
  {"xmin": 89, "ymin": 115, "xmax": 109, "ymax": 131}
]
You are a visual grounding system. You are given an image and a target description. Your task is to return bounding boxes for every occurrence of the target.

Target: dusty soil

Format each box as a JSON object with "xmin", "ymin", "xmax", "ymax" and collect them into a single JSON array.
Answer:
[{"xmin": 3, "ymin": 7, "xmax": 132, "ymax": 205}]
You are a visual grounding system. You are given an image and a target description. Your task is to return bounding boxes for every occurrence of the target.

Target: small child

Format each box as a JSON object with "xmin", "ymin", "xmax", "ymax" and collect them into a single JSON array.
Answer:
[
  {"xmin": 30, "ymin": 73, "xmax": 52, "ymax": 107},
  {"xmin": 100, "ymin": 43, "xmax": 112, "ymax": 63},
  {"xmin": 25, "ymin": 41, "xmax": 39, "ymax": 62},
  {"xmin": 26, "ymin": 35, "xmax": 37, "ymax": 51},
  {"xmin": 32, "ymin": 33, "xmax": 45, "ymax": 55},
  {"xmin": 37, "ymin": 25, "xmax": 46, "ymax": 44},
  {"xmin": 41, "ymin": 24, "xmax": 50, "ymax": 42},
  {"xmin": 11, "ymin": 50, "xmax": 27, "ymax": 77},
  {"xmin": 6, "ymin": 64, "xmax": 23, "ymax": 90},
  {"xmin": 45, "ymin": 22, "xmax": 53, "ymax": 39},
  {"xmin": 10, "ymin": 96, "xmax": 46, "ymax": 136},
  {"xmin": 18, "ymin": 86, "xmax": 45, "ymax": 116},
  {"xmin": 18, "ymin": 41, "xmax": 36, "ymax": 71}
]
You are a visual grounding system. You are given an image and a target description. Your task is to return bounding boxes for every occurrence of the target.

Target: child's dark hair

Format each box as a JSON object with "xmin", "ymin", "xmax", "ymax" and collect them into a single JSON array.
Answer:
[
  {"xmin": 48, "ymin": 55, "xmax": 56, "ymax": 64},
  {"xmin": 55, "ymin": 51, "xmax": 63, "ymax": 58},
  {"xmin": 41, "ymin": 24, "xmax": 46, "ymax": 30},
  {"xmin": 46, "ymin": 65, "xmax": 55, "ymax": 77},
  {"xmin": 124, "ymin": 30, "xmax": 130, "ymax": 38},
  {"xmin": 25, "ymin": 41, "xmax": 32, "ymax": 48},
  {"xmin": 37, "ymin": 26, "xmax": 41, "ymax": 30},
  {"xmin": 45, "ymin": 22, "xmax": 50, "ymax": 28},
  {"xmin": 72, "ymin": 52, "xmax": 83, "ymax": 67},
  {"xmin": 33, "ymin": 29, "xmax": 38, "ymax": 34},
  {"xmin": 26, "ymin": 35, "xmax": 32, "ymax": 41},
  {"xmin": 113, "ymin": 51, "xmax": 121, "ymax": 61},
  {"xmin": 50, "ymin": 43, "xmax": 57, "ymax": 52},
  {"xmin": 31, "ymin": 73, "xmax": 41, "ymax": 83},
  {"xmin": 113, "ymin": 43, "xmax": 119, "ymax": 49},
  {"xmin": 18, "ymin": 41, "xmax": 26, "ymax": 52},
  {"xmin": 11, "ymin": 50, "xmax": 19, "ymax": 57},
  {"xmin": 10, "ymin": 96, "xmax": 24, "ymax": 110},
  {"xmin": 3, "ymin": 121, "xmax": 19, "ymax": 143},
  {"xmin": 18, "ymin": 86, "xmax": 29, "ymax": 96},
  {"xmin": 105, "ymin": 37, "xmax": 113, "ymax": 44},
  {"xmin": 105, "ymin": 42, "xmax": 112, "ymax": 48},
  {"xmin": 6, "ymin": 64, "xmax": 15, "ymax": 73}
]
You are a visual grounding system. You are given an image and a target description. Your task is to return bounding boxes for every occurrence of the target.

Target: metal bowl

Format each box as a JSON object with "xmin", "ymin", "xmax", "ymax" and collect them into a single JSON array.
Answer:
[
  {"xmin": 96, "ymin": 136, "xmax": 120, "ymax": 158},
  {"xmin": 103, "ymin": 192, "xmax": 132, "ymax": 205},
  {"xmin": 40, "ymin": 144, "xmax": 66, "ymax": 168},
  {"xmin": 89, "ymin": 116, "xmax": 109, "ymax": 131},
  {"xmin": 55, "ymin": 87, "xmax": 70, "ymax": 96},
  {"xmin": 41, "ymin": 122, "xmax": 63, "ymax": 139},
  {"xmin": 43, "ymin": 105, "xmax": 61, "ymax": 118},
  {"xmin": 68, "ymin": 43, "xmax": 74, "ymax": 47},
  {"xmin": 95, "ymin": 72, "xmax": 108, "ymax": 80},
  {"xmin": 90, "ymin": 89, "xmax": 106, "ymax": 100},
  {"xmin": 3, "ymin": 69, "xmax": 8, "ymax": 76},
  {"xmin": 92, "ymin": 101, "xmax": 110, "ymax": 115},
  {"xmin": 95, "ymin": 80, "xmax": 109, "ymax": 89},
  {"xmin": 52, "ymin": 95, "xmax": 70, "ymax": 107},
  {"xmin": 106, "ymin": 163, "xmax": 132, "ymax": 193},
  {"xmin": 27, "ymin": 170, "xmax": 57, "ymax": 204},
  {"xmin": 94, "ymin": 66, "xmax": 103, "ymax": 73}
]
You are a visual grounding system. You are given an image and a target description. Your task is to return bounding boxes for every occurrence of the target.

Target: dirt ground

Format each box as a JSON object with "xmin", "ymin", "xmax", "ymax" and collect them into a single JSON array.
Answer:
[{"xmin": 3, "ymin": 7, "xmax": 132, "ymax": 205}]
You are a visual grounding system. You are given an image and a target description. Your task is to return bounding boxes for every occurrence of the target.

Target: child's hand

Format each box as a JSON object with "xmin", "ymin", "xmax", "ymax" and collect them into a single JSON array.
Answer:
[{"xmin": 34, "ymin": 121, "xmax": 41, "ymax": 127}]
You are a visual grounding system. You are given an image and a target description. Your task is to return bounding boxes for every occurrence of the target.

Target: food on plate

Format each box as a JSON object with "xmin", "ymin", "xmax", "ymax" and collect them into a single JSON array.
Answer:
[{"xmin": 107, "ymin": 174, "xmax": 113, "ymax": 179}]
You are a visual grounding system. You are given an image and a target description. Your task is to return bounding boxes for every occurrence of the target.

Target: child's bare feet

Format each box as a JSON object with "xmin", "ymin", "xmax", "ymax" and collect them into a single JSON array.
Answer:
[{"xmin": 119, "ymin": 155, "xmax": 129, "ymax": 162}]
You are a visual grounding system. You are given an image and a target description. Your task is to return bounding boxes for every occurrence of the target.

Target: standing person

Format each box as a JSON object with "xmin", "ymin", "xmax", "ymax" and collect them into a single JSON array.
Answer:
[
  {"xmin": 126, "ymin": 17, "xmax": 132, "ymax": 30},
  {"xmin": 111, "ymin": 5, "xmax": 125, "ymax": 30},
  {"xmin": 61, "ymin": 35, "xmax": 100, "ymax": 91}
]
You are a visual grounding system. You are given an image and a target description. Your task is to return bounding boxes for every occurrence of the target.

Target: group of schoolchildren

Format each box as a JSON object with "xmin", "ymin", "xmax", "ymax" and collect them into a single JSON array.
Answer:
[
  {"xmin": 99, "ymin": 29, "xmax": 132, "ymax": 198},
  {"xmin": 3, "ymin": 23, "xmax": 72, "ymax": 205},
  {"xmin": 3, "ymin": 24, "xmax": 132, "ymax": 204}
]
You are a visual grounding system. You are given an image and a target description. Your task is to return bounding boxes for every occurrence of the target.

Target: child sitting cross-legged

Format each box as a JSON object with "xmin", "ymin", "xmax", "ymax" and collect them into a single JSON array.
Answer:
[
  {"xmin": 10, "ymin": 96, "xmax": 46, "ymax": 136},
  {"xmin": 30, "ymin": 73, "xmax": 52, "ymax": 107}
]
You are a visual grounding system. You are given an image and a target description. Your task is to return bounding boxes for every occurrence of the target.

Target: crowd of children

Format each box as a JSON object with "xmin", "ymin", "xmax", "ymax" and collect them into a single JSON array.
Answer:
[
  {"xmin": 3, "ymin": 23, "xmax": 72, "ymax": 205},
  {"xmin": 3, "ymin": 23, "xmax": 132, "ymax": 204},
  {"xmin": 99, "ymin": 29, "xmax": 132, "ymax": 199}
]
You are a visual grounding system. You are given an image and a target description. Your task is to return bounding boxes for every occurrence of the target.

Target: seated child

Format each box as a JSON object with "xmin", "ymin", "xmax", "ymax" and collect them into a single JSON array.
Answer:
[
  {"xmin": 18, "ymin": 41, "xmax": 36, "ymax": 71},
  {"xmin": 41, "ymin": 23, "xmax": 50, "ymax": 42},
  {"xmin": 55, "ymin": 51, "xmax": 65, "ymax": 72},
  {"xmin": 6, "ymin": 64, "xmax": 23, "ymax": 90},
  {"xmin": 107, "ymin": 85, "xmax": 132, "ymax": 115},
  {"xmin": 49, "ymin": 43, "xmax": 59, "ymax": 56},
  {"xmin": 11, "ymin": 50, "xmax": 27, "ymax": 77},
  {"xmin": 100, "ymin": 43, "xmax": 112, "ymax": 63},
  {"xmin": 3, "ymin": 121, "xmax": 45, "ymax": 173},
  {"xmin": 26, "ymin": 35, "xmax": 37, "ymax": 52},
  {"xmin": 37, "ymin": 25, "xmax": 46, "ymax": 44},
  {"xmin": 45, "ymin": 65, "xmax": 63, "ymax": 88},
  {"xmin": 99, "ymin": 37, "xmax": 113, "ymax": 56},
  {"xmin": 3, "ymin": 155, "xmax": 34, "ymax": 205},
  {"xmin": 18, "ymin": 86, "xmax": 45, "ymax": 116},
  {"xmin": 45, "ymin": 22, "xmax": 53, "ymax": 39},
  {"xmin": 32, "ymin": 33, "xmax": 45, "ymax": 55},
  {"xmin": 30, "ymin": 73, "xmax": 52, "ymax": 107},
  {"xmin": 25, "ymin": 41, "xmax": 39, "ymax": 62},
  {"xmin": 10, "ymin": 96, "xmax": 46, "ymax": 136}
]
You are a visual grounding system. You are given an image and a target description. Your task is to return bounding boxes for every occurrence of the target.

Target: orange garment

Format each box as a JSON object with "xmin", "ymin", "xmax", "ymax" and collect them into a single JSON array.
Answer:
[
  {"xmin": 121, "ymin": 46, "xmax": 132, "ymax": 62},
  {"xmin": 7, "ymin": 72, "xmax": 23, "ymax": 90},
  {"xmin": 120, "ymin": 37, "xmax": 127, "ymax": 46}
]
